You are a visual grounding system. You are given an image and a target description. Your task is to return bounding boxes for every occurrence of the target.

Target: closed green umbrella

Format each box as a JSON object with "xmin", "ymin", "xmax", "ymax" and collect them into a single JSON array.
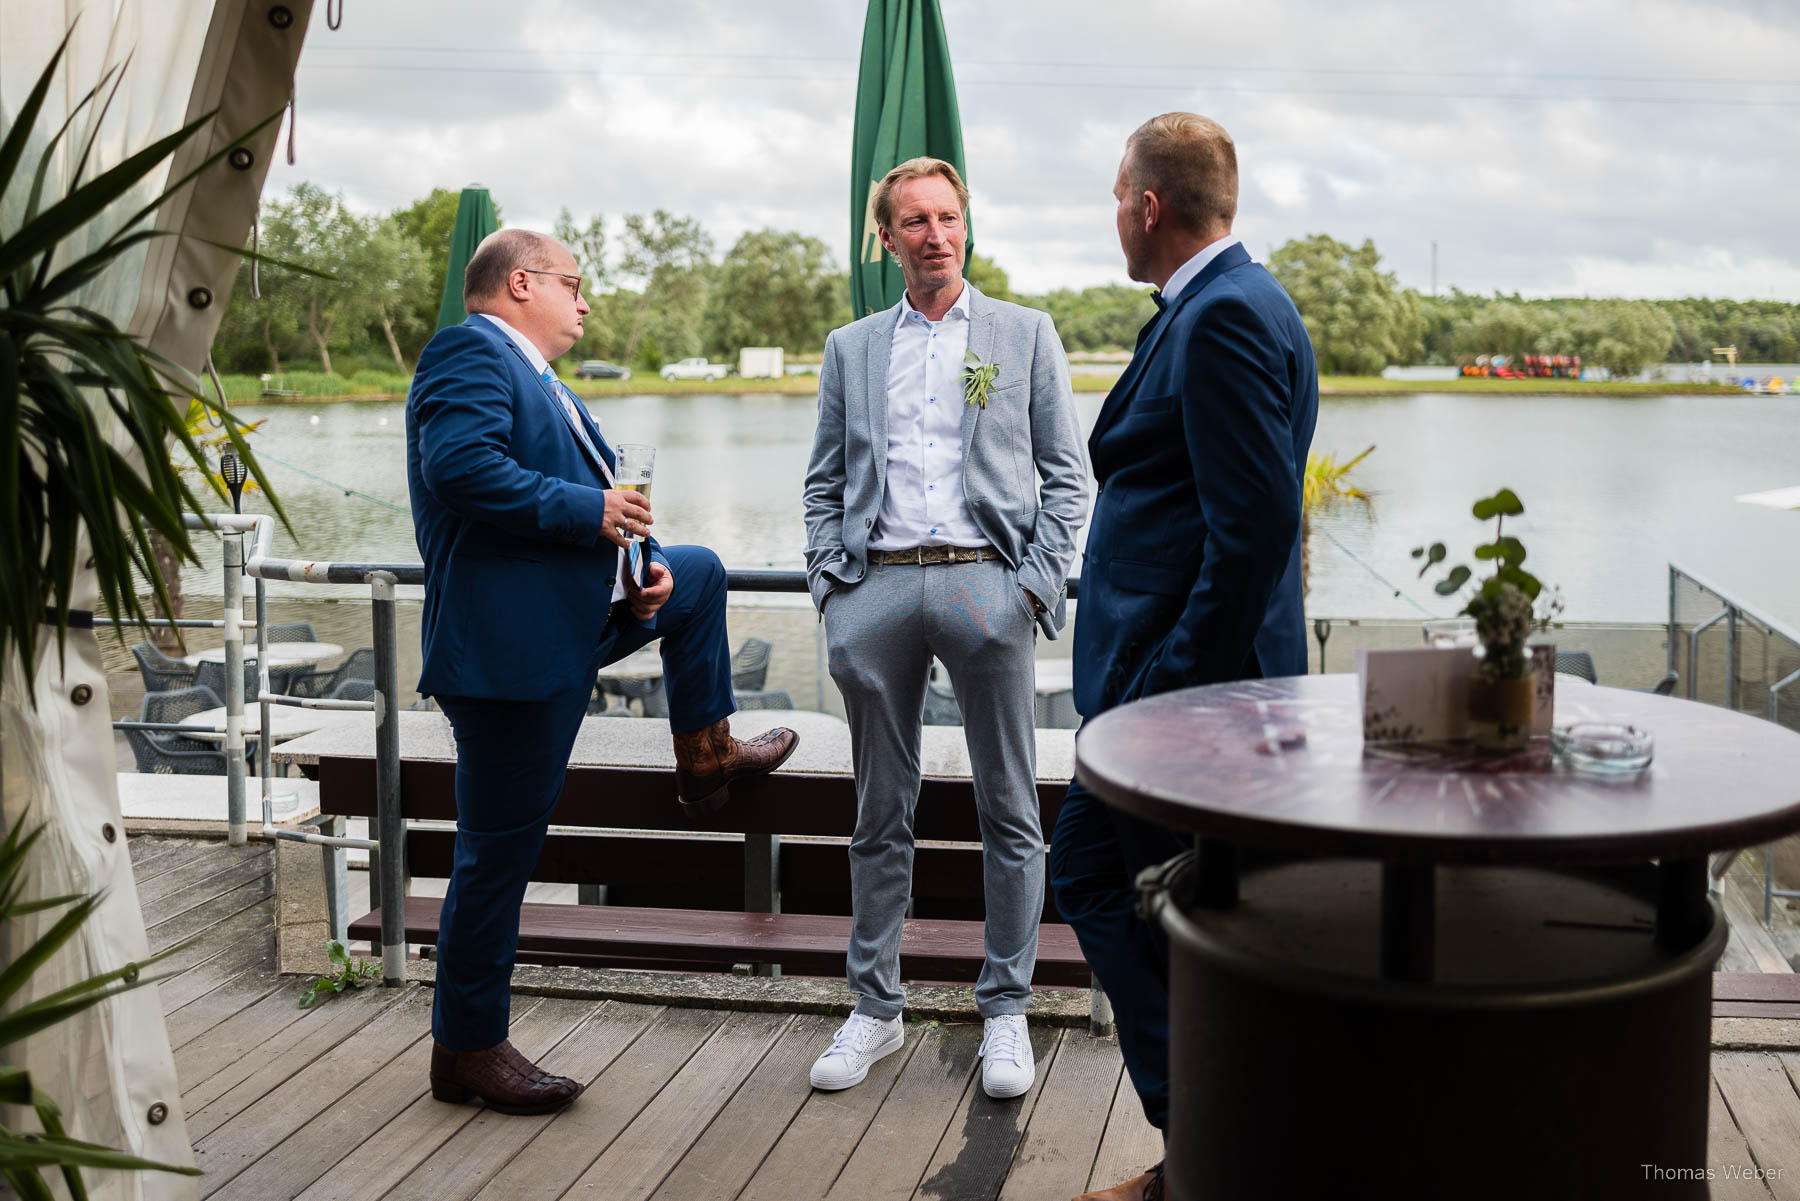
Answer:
[
  {"xmin": 849, "ymin": 0, "xmax": 968, "ymax": 317},
  {"xmin": 435, "ymin": 185, "xmax": 500, "ymax": 331}
]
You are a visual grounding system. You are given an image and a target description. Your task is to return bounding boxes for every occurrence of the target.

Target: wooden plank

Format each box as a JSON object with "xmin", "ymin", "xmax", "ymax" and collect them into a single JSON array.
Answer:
[
  {"xmin": 558, "ymin": 1011, "xmax": 795, "ymax": 1200},
  {"xmin": 153, "ymin": 907, "xmax": 276, "ymax": 1013},
  {"xmin": 349, "ymin": 898, "xmax": 1089, "ymax": 985},
  {"xmin": 130, "ymin": 835, "xmax": 195, "ymax": 866},
  {"xmin": 907, "ymin": 1023, "xmax": 1062, "ymax": 1201},
  {"xmin": 1085, "ymin": 1066, "xmax": 1163, "ymax": 1195},
  {"xmin": 180, "ymin": 982, "xmax": 410, "ymax": 1137},
  {"xmin": 161, "ymin": 936, "xmax": 283, "ymax": 1052},
  {"xmin": 821, "ymin": 1022, "xmax": 983, "ymax": 1201},
  {"xmin": 191, "ymin": 986, "xmax": 434, "ymax": 1195},
  {"xmin": 1709, "ymin": 1077, "xmax": 1777, "ymax": 1201},
  {"xmin": 1722, "ymin": 872, "xmax": 1799, "ymax": 975},
  {"xmin": 1714, "ymin": 1002, "xmax": 1800, "ymax": 1019},
  {"xmin": 649, "ymin": 1012, "xmax": 835, "ymax": 1201},
  {"xmin": 1720, "ymin": 923, "xmax": 1768, "ymax": 974},
  {"xmin": 130, "ymin": 837, "xmax": 217, "ymax": 875},
  {"xmin": 737, "ymin": 1019, "xmax": 928, "ymax": 1201},
  {"xmin": 998, "ymin": 1030, "xmax": 1123, "ymax": 1201},
  {"xmin": 146, "ymin": 874, "xmax": 273, "ymax": 955},
  {"xmin": 469, "ymin": 1006, "xmax": 729, "ymax": 1201},
  {"xmin": 1717, "ymin": 975, "xmax": 1800, "ymax": 1002},
  {"xmin": 1711, "ymin": 1053, "xmax": 1800, "ymax": 1201},
  {"xmin": 208, "ymin": 996, "xmax": 569, "ymax": 1201},
  {"xmin": 363, "ymin": 1002, "xmax": 663, "ymax": 1201},
  {"xmin": 139, "ymin": 850, "xmax": 273, "ymax": 928},
  {"xmin": 134, "ymin": 844, "xmax": 271, "ymax": 907}
]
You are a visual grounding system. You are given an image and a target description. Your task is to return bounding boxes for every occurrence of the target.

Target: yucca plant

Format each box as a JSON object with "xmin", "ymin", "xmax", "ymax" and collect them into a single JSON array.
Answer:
[
  {"xmin": 0, "ymin": 817, "xmax": 201, "ymax": 1198},
  {"xmin": 1, "ymin": 29, "xmax": 288, "ymax": 703}
]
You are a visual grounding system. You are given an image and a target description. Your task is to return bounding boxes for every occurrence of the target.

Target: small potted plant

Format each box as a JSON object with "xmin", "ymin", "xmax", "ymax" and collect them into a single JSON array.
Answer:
[{"xmin": 1412, "ymin": 488, "xmax": 1562, "ymax": 748}]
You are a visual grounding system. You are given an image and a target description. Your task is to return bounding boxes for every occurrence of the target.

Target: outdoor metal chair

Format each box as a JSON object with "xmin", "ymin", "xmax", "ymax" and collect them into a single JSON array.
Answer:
[
  {"xmin": 731, "ymin": 637, "xmax": 772, "ymax": 691},
  {"xmin": 607, "ymin": 676, "xmax": 669, "ymax": 718},
  {"xmin": 193, "ymin": 658, "xmax": 264, "ymax": 703},
  {"xmin": 291, "ymin": 646, "xmax": 374, "ymax": 699},
  {"xmin": 267, "ymin": 621, "xmax": 318, "ymax": 642},
  {"xmin": 735, "ymin": 689, "xmax": 795, "ymax": 710},
  {"xmin": 126, "ymin": 685, "xmax": 233, "ymax": 775},
  {"xmin": 329, "ymin": 677, "xmax": 375, "ymax": 702},
  {"xmin": 1554, "ymin": 651, "xmax": 1598, "ymax": 683},
  {"xmin": 131, "ymin": 641, "xmax": 196, "ymax": 693}
]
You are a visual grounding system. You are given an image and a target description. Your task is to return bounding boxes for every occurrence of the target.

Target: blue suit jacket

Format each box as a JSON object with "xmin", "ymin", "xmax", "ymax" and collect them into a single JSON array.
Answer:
[
  {"xmin": 1073, "ymin": 242, "xmax": 1318, "ymax": 716},
  {"xmin": 404, "ymin": 317, "xmax": 665, "ymax": 701}
]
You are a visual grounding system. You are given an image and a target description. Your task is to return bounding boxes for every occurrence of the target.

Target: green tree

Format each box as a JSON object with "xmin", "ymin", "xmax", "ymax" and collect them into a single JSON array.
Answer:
[
  {"xmin": 618, "ymin": 210, "xmax": 714, "ymax": 367},
  {"xmin": 1268, "ymin": 234, "xmax": 1423, "ymax": 374},
  {"xmin": 347, "ymin": 216, "xmax": 432, "ymax": 371},
  {"xmin": 966, "ymin": 251, "xmax": 1012, "ymax": 302},
  {"xmin": 702, "ymin": 229, "xmax": 841, "ymax": 358},
  {"xmin": 553, "ymin": 207, "xmax": 608, "ymax": 293},
  {"xmin": 257, "ymin": 183, "xmax": 364, "ymax": 374}
]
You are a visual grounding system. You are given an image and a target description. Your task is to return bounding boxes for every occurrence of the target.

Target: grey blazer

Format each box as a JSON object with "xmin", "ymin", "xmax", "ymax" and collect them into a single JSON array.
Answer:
[{"xmin": 802, "ymin": 284, "xmax": 1090, "ymax": 639}]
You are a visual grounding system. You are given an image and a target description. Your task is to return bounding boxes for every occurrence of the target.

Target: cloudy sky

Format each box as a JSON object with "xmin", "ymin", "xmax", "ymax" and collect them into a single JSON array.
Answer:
[{"xmin": 274, "ymin": 0, "xmax": 1800, "ymax": 300}]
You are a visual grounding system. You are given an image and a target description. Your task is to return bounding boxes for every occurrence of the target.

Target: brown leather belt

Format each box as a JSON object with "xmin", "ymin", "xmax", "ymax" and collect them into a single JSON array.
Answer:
[{"xmin": 873, "ymin": 544, "xmax": 1002, "ymax": 566}]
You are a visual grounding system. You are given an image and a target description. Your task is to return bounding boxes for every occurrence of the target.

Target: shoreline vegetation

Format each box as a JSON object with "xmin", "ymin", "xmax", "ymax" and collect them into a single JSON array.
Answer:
[{"xmin": 218, "ymin": 371, "xmax": 1750, "ymax": 404}]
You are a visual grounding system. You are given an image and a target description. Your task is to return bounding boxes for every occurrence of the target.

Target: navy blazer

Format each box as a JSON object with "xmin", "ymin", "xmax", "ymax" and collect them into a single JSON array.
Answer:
[
  {"xmin": 405, "ymin": 317, "xmax": 665, "ymax": 701},
  {"xmin": 1073, "ymin": 243, "xmax": 1318, "ymax": 716}
]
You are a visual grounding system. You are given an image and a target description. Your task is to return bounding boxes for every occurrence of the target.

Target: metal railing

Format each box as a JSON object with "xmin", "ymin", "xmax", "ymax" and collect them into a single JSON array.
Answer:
[{"xmin": 1671, "ymin": 563, "xmax": 1800, "ymax": 923}]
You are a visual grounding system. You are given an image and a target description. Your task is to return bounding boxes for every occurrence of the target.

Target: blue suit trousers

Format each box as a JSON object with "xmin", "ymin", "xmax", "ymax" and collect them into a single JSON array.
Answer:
[{"xmin": 431, "ymin": 544, "xmax": 734, "ymax": 1050}]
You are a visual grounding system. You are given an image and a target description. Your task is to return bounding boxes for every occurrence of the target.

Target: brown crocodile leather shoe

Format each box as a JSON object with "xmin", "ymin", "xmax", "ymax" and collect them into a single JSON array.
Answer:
[
  {"xmin": 671, "ymin": 717, "xmax": 799, "ymax": 817},
  {"xmin": 429, "ymin": 1039, "xmax": 582, "ymax": 1115},
  {"xmin": 1074, "ymin": 1161, "xmax": 1164, "ymax": 1201}
]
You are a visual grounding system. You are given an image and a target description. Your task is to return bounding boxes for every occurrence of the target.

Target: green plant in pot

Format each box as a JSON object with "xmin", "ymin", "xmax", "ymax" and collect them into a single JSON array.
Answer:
[{"xmin": 1412, "ymin": 488, "xmax": 1561, "ymax": 747}]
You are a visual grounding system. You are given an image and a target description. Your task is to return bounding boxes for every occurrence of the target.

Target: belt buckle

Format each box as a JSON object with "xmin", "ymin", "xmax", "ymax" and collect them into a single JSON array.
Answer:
[{"xmin": 913, "ymin": 547, "xmax": 926, "ymax": 565}]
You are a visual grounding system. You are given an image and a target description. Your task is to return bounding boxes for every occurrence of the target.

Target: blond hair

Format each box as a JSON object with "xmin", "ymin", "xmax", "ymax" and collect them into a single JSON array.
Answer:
[
  {"xmin": 873, "ymin": 156, "xmax": 970, "ymax": 230},
  {"xmin": 1123, "ymin": 113, "xmax": 1237, "ymax": 235}
]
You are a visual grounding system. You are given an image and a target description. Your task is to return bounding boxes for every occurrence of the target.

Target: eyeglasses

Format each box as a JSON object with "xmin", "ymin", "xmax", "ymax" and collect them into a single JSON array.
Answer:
[{"xmin": 521, "ymin": 269, "xmax": 583, "ymax": 299}]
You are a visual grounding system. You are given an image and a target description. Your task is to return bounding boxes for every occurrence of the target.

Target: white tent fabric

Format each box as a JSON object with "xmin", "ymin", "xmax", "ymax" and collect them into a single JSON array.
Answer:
[{"xmin": 1, "ymin": 3, "xmax": 311, "ymax": 1198}]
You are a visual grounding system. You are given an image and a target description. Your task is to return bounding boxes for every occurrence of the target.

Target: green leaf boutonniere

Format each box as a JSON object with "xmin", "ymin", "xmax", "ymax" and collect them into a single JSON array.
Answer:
[{"xmin": 961, "ymin": 350, "xmax": 1000, "ymax": 409}]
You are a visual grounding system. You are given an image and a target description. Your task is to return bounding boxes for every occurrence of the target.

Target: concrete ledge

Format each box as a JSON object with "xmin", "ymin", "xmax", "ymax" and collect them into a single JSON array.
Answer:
[
  {"xmin": 398, "ymin": 958, "xmax": 1098, "ymax": 1028},
  {"xmin": 1711, "ymin": 1018, "xmax": 1800, "ymax": 1051}
]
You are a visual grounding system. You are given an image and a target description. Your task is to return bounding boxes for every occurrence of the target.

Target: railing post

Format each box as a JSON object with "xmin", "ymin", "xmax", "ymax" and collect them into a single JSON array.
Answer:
[
  {"xmin": 370, "ymin": 570, "xmax": 408, "ymax": 985},
  {"xmin": 1726, "ymin": 605, "xmax": 1740, "ymax": 711},
  {"xmin": 744, "ymin": 833, "xmax": 781, "ymax": 978},
  {"xmin": 1666, "ymin": 565, "xmax": 1679, "ymax": 684},
  {"xmin": 223, "ymin": 531, "xmax": 248, "ymax": 846}
]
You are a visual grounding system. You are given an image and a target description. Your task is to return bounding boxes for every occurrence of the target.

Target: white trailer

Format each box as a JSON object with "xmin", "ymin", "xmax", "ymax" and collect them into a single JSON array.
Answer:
[{"xmin": 738, "ymin": 347, "xmax": 785, "ymax": 379}]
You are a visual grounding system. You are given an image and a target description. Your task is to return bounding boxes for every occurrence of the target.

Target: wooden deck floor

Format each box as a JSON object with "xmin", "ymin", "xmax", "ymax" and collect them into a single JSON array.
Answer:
[{"xmin": 134, "ymin": 836, "xmax": 1800, "ymax": 1200}]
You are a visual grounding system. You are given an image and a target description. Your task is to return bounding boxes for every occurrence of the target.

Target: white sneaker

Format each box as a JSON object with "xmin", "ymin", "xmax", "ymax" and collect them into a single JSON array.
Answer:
[
  {"xmin": 979, "ymin": 1014, "xmax": 1034, "ymax": 1099},
  {"xmin": 809, "ymin": 1012, "xmax": 904, "ymax": 1090}
]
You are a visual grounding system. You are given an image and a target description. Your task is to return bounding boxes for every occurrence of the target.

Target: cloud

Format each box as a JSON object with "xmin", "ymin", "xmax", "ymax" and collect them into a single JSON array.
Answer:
[{"xmin": 266, "ymin": 0, "xmax": 1800, "ymax": 301}]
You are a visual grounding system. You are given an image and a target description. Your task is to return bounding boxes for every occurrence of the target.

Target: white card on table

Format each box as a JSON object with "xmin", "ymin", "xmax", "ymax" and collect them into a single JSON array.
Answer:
[{"xmin": 1358, "ymin": 647, "xmax": 1475, "ymax": 743}]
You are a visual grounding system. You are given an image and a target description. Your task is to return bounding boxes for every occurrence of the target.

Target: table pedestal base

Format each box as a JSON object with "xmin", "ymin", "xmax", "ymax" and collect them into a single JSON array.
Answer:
[{"xmin": 1148, "ymin": 857, "xmax": 1725, "ymax": 1201}]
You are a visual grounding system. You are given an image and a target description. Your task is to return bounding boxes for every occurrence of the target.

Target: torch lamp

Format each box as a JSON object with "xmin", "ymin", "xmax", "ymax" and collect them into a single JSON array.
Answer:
[{"xmin": 220, "ymin": 450, "xmax": 248, "ymax": 514}]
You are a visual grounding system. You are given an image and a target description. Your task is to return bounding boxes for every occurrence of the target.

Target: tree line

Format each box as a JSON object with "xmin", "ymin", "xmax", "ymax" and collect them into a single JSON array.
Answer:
[{"xmin": 215, "ymin": 183, "xmax": 1800, "ymax": 380}]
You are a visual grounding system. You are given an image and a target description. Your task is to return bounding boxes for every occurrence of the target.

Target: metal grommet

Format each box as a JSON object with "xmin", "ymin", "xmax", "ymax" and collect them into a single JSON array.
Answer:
[
  {"xmin": 122, "ymin": 963, "xmax": 140, "ymax": 984},
  {"xmin": 102, "ymin": 823, "xmax": 117, "ymax": 843},
  {"xmin": 147, "ymin": 1102, "xmax": 168, "ymax": 1126},
  {"xmin": 228, "ymin": 147, "xmax": 255, "ymax": 171},
  {"xmin": 268, "ymin": 5, "xmax": 293, "ymax": 28},
  {"xmin": 187, "ymin": 286, "xmax": 213, "ymax": 310},
  {"xmin": 71, "ymin": 684, "xmax": 93, "ymax": 706}
]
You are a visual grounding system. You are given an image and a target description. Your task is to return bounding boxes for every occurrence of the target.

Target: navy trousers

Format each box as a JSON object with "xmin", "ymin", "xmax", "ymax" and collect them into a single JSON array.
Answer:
[
  {"xmin": 1049, "ymin": 777, "xmax": 1189, "ymax": 1131},
  {"xmin": 431, "ymin": 544, "xmax": 735, "ymax": 1050}
]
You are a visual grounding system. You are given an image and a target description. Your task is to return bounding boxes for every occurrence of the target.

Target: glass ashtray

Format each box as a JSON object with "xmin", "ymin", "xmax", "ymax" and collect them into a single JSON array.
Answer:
[{"xmin": 1549, "ymin": 723, "xmax": 1654, "ymax": 774}]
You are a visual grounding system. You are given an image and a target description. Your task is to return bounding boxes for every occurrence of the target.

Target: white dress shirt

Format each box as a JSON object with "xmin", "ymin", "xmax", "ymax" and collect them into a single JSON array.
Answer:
[
  {"xmin": 475, "ymin": 313, "xmax": 631, "ymax": 603},
  {"xmin": 1161, "ymin": 234, "xmax": 1242, "ymax": 306},
  {"xmin": 870, "ymin": 284, "xmax": 987, "ymax": 549}
]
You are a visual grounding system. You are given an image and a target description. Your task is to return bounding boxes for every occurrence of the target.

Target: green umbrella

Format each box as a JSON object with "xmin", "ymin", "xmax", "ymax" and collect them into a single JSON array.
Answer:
[
  {"xmin": 849, "ymin": 0, "xmax": 968, "ymax": 317},
  {"xmin": 435, "ymin": 186, "xmax": 500, "ymax": 331}
]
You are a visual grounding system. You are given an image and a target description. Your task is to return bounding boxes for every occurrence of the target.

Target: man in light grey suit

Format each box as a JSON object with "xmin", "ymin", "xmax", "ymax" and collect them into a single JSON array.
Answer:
[{"xmin": 802, "ymin": 157, "xmax": 1089, "ymax": 1099}]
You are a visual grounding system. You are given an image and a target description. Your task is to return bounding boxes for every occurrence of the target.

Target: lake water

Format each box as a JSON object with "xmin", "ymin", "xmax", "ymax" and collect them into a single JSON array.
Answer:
[{"xmin": 210, "ymin": 390, "xmax": 1800, "ymax": 628}]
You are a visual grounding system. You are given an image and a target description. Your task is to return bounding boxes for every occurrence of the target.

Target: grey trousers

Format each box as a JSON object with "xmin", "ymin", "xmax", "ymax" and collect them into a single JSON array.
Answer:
[{"xmin": 824, "ymin": 556, "xmax": 1044, "ymax": 1019}]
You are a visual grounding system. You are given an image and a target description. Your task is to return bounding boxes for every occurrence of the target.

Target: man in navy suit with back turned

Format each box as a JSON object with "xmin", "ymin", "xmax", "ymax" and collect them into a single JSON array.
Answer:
[
  {"xmin": 405, "ymin": 228, "xmax": 797, "ymax": 1115},
  {"xmin": 1060, "ymin": 114, "xmax": 1318, "ymax": 1201}
]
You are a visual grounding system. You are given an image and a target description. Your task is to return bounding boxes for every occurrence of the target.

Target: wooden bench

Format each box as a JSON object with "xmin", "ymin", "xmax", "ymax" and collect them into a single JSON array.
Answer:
[{"xmin": 279, "ymin": 710, "xmax": 1098, "ymax": 993}]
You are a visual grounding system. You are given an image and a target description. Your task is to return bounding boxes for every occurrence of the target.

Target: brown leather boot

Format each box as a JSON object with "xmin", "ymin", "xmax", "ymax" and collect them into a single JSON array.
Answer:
[
  {"xmin": 671, "ymin": 717, "xmax": 799, "ymax": 816},
  {"xmin": 429, "ymin": 1039, "xmax": 582, "ymax": 1115},
  {"xmin": 1074, "ymin": 1162, "xmax": 1165, "ymax": 1201}
]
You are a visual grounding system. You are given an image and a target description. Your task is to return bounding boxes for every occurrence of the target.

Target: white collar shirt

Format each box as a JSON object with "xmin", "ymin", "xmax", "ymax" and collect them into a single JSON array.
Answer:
[
  {"xmin": 475, "ymin": 313, "xmax": 632, "ymax": 603},
  {"xmin": 1161, "ymin": 234, "xmax": 1242, "ymax": 307},
  {"xmin": 870, "ymin": 283, "xmax": 986, "ymax": 549}
]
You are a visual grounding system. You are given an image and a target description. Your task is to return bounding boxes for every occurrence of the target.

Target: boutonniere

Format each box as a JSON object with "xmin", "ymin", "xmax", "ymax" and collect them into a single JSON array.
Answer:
[{"xmin": 961, "ymin": 350, "xmax": 1000, "ymax": 409}]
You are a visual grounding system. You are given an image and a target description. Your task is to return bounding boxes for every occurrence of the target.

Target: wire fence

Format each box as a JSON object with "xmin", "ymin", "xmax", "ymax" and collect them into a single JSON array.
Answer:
[{"xmin": 1669, "ymin": 565, "xmax": 1800, "ymax": 735}]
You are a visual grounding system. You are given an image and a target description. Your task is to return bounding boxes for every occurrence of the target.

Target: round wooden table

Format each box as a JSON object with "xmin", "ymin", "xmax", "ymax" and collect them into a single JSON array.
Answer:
[{"xmin": 1075, "ymin": 674, "xmax": 1800, "ymax": 1200}]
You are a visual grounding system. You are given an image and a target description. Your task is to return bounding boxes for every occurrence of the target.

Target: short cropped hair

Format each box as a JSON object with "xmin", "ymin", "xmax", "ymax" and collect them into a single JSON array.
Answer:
[
  {"xmin": 1123, "ymin": 113, "xmax": 1237, "ymax": 235},
  {"xmin": 873, "ymin": 157, "xmax": 970, "ymax": 230},
  {"xmin": 463, "ymin": 228, "xmax": 561, "ymax": 310}
]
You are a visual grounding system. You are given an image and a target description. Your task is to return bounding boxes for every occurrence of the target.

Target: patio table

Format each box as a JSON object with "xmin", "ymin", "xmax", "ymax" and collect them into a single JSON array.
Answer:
[
  {"xmin": 1075, "ymin": 673, "xmax": 1800, "ymax": 1199},
  {"xmin": 179, "ymin": 704, "xmax": 370, "ymax": 744},
  {"xmin": 180, "ymin": 640, "xmax": 343, "ymax": 667}
]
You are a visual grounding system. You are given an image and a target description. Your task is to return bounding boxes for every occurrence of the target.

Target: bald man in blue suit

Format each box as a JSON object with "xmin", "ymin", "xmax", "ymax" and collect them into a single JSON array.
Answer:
[
  {"xmin": 405, "ymin": 229, "xmax": 797, "ymax": 1115},
  {"xmin": 1061, "ymin": 115, "xmax": 1318, "ymax": 1201}
]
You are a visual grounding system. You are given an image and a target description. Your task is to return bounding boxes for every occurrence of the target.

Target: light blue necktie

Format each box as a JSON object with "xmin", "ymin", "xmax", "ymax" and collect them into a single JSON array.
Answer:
[{"xmin": 541, "ymin": 368, "xmax": 643, "ymax": 590}]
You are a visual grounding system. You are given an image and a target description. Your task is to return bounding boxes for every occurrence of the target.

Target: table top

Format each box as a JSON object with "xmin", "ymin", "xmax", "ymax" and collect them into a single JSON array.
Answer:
[
  {"xmin": 1074, "ymin": 673, "xmax": 1800, "ymax": 865},
  {"xmin": 181, "ymin": 705, "xmax": 371, "ymax": 743},
  {"xmin": 181, "ymin": 641, "xmax": 343, "ymax": 666},
  {"xmin": 272, "ymin": 707, "xmax": 1078, "ymax": 782},
  {"xmin": 597, "ymin": 647, "xmax": 664, "ymax": 682}
]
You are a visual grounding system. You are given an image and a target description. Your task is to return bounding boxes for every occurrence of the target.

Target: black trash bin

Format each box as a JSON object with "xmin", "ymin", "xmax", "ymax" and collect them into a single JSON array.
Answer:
[{"xmin": 1142, "ymin": 851, "xmax": 1725, "ymax": 1201}]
